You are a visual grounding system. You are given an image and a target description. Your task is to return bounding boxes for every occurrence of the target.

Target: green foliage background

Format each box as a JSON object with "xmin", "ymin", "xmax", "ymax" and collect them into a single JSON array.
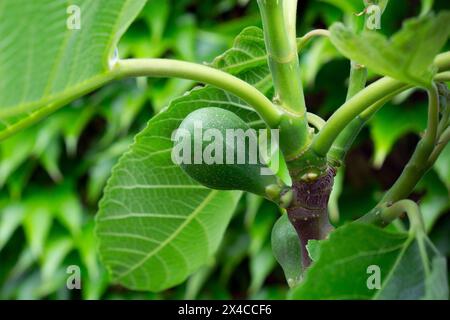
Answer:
[{"xmin": 0, "ymin": 0, "xmax": 449, "ymax": 299}]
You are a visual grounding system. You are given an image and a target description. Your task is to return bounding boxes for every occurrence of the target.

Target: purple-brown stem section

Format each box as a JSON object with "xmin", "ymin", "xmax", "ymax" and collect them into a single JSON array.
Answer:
[{"xmin": 286, "ymin": 168, "xmax": 335, "ymax": 269}]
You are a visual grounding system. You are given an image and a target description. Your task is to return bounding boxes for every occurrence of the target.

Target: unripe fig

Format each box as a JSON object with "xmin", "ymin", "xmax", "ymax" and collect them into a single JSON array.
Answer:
[
  {"xmin": 271, "ymin": 213, "xmax": 302, "ymax": 287},
  {"xmin": 174, "ymin": 107, "xmax": 284, "ymax": 198}
]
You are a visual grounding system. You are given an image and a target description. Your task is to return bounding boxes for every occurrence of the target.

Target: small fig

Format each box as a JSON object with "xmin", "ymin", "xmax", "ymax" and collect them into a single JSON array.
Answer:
[
  {"xmin": 271, "ymin": 214, "xmax": 303, "ymax": 287},
  {"xmin": 174, "ymin": 107, "xmax": 284, "ymax": 197}
]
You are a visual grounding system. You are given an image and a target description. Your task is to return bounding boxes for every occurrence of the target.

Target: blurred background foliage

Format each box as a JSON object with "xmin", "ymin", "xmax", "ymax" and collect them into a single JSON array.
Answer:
[{"xmin": 0, "ymin": 0, "xmax": 449, "ymax": 299}]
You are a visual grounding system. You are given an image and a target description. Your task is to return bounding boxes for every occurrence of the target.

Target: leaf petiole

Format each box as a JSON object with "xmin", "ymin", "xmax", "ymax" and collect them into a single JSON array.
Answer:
[
  {"xmin": 296, "ymin": 29, "xmax": 330, "ymax": 52},
  {"xmin": 114, "ymin": 58, "xmax": 283, "ymax": 128}
]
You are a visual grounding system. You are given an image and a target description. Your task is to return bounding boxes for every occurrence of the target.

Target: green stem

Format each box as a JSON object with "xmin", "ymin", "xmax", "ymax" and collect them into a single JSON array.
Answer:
[
  {"xmin": 380, "ymin": 83, "xmax": 439, "ymax": 204},
  {"xmin": 313, "ymin": 77, "xmax": 405, "ymax": 157},
  {"xmin": 374, "ymin": 200, "xmax": 431, "ymax": 276},
  {"xmin": 359, "ymin": 85, "xmax": 447, "ymax": 228},
  {"xmin": 427, "ymin": 126, "xmax": 450, "ymax": 167},
  {"xmin": 328, "ymin": 85, "xmax": 409, "ymax": 165},
  {"xmin": 370, "ymin": 200, "xmax": 425, "ymax": 235},
  {"xmin": 297, "ymin": 29, "xmax": 330, "ymax": 51},
  {"xmin": 434, "ymin": 71, "xmax": 450, "ymax": 82},
  {"xmin": 115, "ymin": 59, "xmax": 282, "ymax": 128},
  {"xmin": 257, "ymin": 0, "xmax": 311, "ymax": 159},
  {"xmin": 307, "ymin": 112, "xmax": 326, "ymax": 131},
  {"xmin": 326, "ymin": 5, "xmax": 379, "ymax": 166},
  {"xmin": 346, "ymin": 62, "xmax": 368, "ymax": 101},
  {"xmin": 257, "ymin": 0, "xmax": 305, "ymax": 114},
  {"xmin": 328, "ymin": 61, "xmax": 367, "ymax": 165},
  {"xmin": 435, "ymin": 51, "xmax": 450, "ymax": 71},
  {"xmin": 359, "ymin": 86, "xmax": 410, "ymax": 119},
  {"xmin": 360, "ymin": 200, "xmax": 431, "ymax": 276},
  {"xmin": 437, "ymin": 90, "xmax": 449, "ymax": 140},
  {"xmin": 312, "ymin": 52, "xmax": 450, "ymax": 157}
]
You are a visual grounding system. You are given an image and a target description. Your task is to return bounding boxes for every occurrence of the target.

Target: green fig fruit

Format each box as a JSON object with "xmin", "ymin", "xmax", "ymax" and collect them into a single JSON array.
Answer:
[{"xmin": 173, "ymin": 107, "xmax": 283, "ymax": 197}]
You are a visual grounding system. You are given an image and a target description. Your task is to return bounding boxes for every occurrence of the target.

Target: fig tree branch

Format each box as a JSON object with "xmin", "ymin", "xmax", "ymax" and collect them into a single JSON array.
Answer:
[{"xmin": 257, "ymin": 0, "xmax": 311, "ymax": 159}]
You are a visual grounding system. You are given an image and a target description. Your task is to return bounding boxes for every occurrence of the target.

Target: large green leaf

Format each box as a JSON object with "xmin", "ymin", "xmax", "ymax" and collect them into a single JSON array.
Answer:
[
  {"xmin": 95, "ymin": 90, "xmax": 248, "ymax": 292},
  {"xmin": 96, "ymin": 27, "xmax": 274, "ymax": 291},
  {"xmin": 0, "ymin": 0, "xmax": 147, "ymax": 138},
  {"xmin": 329, "ymin": 12, "xmax": 450, "ymax": 87},
  {"xmin": 290, "ymin": 223, "xmax": 448, "ymax": 300},
  {"xmin": 211, "ymin": 27, "xmax": 272, "ymax": 94},
  {"xmin": 213, "ymin": 26, "xmax": 338, "ymax": 90}
]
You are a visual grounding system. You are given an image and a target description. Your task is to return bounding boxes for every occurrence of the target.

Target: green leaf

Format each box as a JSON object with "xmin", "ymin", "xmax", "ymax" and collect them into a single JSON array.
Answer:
[
  {"xmin": 218, "ymin": 231, "xmax": 250, "ymax": 286},
  {"xmin": 41, "ymin": 236, "xmax": 73, "ymax": 282},
  {"xmin": 95, "ymin": 89, "xmax": 252, "ymax": 292},
  {"xmin": 244, "ymin": 193, "xmax": 264, "ymax": 229},
  {"xmin": 23, "ymin": 207, "xmax": 53, "ymax": 258},
  {"xmin": 249, "ymin": 203, "xmax": 277, "ymax": 256},
  {"xmin": 39, "ymin": 141, "xmax": 62, "ymax": 182},
  {"xmin": 249, "ymin": 244, "xmax": 276, "ymax": 296},
  {"xmin": 97, "ymin": 185, "xmax": 240, "ymax": 292},
  {"xmin": 0, "ymin": 204, "xmax": 25, "ymax": 251},
  {"xmin": 373, "ymin": 238, "xmax": 428, "ymax": 299},
  {"xmin": 1, "ymin": 105, "xmax": 97, "ymax": 185},
  {"xmin": 99, "ymin": 81, "xmax": 147, "ymax": 145},
  {"xmin": 290, "ymin": 223, "xmax": 448, "ymax": 300},
  {"xmin": 53, "ymin": 184, "xmax": 83, "ymax": 237},
  {"xmin": 212, "ymin": 27, "xmax": 269, "ymax": 76},
  {"xmin": 6, "ymin": 248, "xmax": 35, "ymax": 283},
  {"xmin": 0, "ymin": 0, "xmax": 147, "ymax": 138},
  {"xmin": 77, "ymin": 220, "xmax": 102, "ymax": 281},
  {"xmin": 369, "ymin": 102, "xmax": 427, "ymax": 168},
  {"xmin": 248, "ymin": 203, "xmax": 278, "ymax": 294},
  {"xmin": 0, "ymin": 128, "xmax": 37, "ymax": 186},
  {"xmin": 142, "ymin": 0, "xmax": 170, "ymax": 46},
  {"xmin": 62, "ymin": 104, "xmax": 98, "ymax": 156},
  {"xmin": 424, "ymin": 256, "xmax": 449, "ymax": 300},
  {"xmin": 329, "ymin": 12, "xmax": 450, "ymax": 87},
  {"xmin": 87, "ymin": 137, "xmax": 134, "ymax": 204},
  {"xmin": 96, "ymin": 27, "xmax": 273, "ymax": 291},
  {"xmin": 184, "ymin": 262, "xmax": 215, "ymax": 299},
  {"xmin": 210, "ymin": 27, "xmax": 273, "ymax": 98}
]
